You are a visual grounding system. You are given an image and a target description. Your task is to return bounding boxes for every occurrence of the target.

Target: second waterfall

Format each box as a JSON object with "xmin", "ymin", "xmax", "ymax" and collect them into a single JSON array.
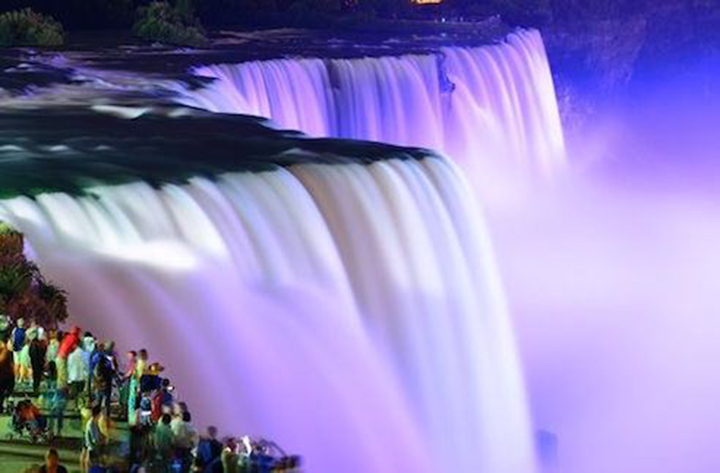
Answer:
[{"xmin": 180, "ymin": 30, "xmax": 565, "ymax": 178}]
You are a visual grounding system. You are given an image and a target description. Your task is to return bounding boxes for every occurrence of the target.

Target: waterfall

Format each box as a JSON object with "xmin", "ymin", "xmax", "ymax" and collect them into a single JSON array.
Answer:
[
  {"xmin": 179, "ymin": 30, "xmax": 565, "ymax": 177},
  {"xmin": 0, "ymin": 155, "xmax": 535, "ymax": 473},
  {"xmin": 0, "ymin": 26, "xmax": 557, "ymax": 472}
]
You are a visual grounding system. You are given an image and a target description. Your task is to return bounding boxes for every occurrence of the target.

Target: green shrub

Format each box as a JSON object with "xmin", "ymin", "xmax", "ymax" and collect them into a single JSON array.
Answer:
[
  {"xmin": 0, "ymin": 227, "xmax": 69, "ymax": 327},
  {"xmin": 0, "ymin": 8, "xmax": 65, "ymax": 47},
  {"xmin": 133, "ymin": 1, "xmax": 208, "ymax": 47}
]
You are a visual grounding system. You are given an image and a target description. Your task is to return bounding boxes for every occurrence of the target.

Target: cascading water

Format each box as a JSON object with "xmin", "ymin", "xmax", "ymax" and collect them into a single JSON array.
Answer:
[
  {"xmin": 0, "ymin": 27, "xmax": 557, "ymax": 472},
  {"xmin": 178, "ymin": 30, "xmax": 565, "ymax": 178},
  {"xmin": 0, "ymin": 153, "xmax": 535, "ymax": 473}
]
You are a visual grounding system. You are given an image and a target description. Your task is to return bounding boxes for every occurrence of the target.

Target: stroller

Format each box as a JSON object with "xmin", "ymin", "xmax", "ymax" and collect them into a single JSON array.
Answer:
[{"xmin": 7, "ymin": 398, "xmax": 49, "ymax": 443}]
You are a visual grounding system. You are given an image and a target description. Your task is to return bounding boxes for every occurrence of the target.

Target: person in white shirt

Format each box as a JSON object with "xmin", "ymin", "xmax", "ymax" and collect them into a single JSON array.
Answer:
[{"xmin": 67, "ymin": 345, "xmax": 88, "ymax": 404}]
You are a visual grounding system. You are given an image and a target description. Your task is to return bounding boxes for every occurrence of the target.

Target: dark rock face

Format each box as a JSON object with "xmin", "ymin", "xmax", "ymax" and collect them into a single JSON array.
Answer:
[
  {"xmin": 543, "ymin": 0, "xmax": 719, "ymax": 93},
  {"xmin": 543, "ymin": 17, "xmax": 648, "ymax": 93},
  {"xmin": 541, "ymin": 0, "xmax": 720, "ymax": 131},
  {"xmin": 540, "ymin": 16, "xmax": 647, "ymax": 131},
  {"xmin": 637, "ymin": 0, "xmax": 720, "ymax": 74}
]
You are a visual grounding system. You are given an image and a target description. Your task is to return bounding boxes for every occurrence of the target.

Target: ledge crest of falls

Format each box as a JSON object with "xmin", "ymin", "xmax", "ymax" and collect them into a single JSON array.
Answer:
[{"xmin": 0, "ymin": 105, "xmax": 443, "ymax": 198}]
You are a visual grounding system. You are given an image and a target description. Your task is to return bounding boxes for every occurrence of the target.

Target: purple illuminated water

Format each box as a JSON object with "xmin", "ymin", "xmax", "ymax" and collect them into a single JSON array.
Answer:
[
  {"xmin": 0, "ymin": 158, "xmax": 535, "ymax": 473},
  {"xmin": 168, "ymin": 25, "xmax": 720, "ymax": 472},
  {"xmin": 4, "ymin": 24, "xmax": 713, "ymax": 473},
  {"xmin": 489, "ymin": 59, "xmax": 720, "ymax": 473},
  {"xmin": 0, "ymin": 28, "xmax": 571, "ymax": 473},
  {"xmin": 177, "ymin": 30, "xmax": 565, "ymax": 185}
]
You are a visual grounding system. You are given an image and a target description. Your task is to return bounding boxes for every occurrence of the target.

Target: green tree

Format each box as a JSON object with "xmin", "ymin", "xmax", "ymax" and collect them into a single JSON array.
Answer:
[
  {"xmin": 0, "ymin": 224, "xmax": 69, "ymax": 328},
  {"xmin": 133, "ymin": 1, "xmax": 208, "ymax": 46},
  {"xmin": 0, "ymin": 8, "xmax": 64, "ymax": 47}
]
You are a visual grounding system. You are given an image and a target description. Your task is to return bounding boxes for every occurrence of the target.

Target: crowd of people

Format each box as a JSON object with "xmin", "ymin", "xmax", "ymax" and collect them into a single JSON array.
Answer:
[{"xmin": 0, "ymin": 315, "xmax": 302, "ymax": 472}]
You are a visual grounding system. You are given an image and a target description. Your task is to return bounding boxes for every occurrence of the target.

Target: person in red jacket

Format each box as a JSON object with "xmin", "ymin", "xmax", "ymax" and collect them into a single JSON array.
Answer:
[{"xmin": 56, "ymin": 326, "xmax": 81, "ymax": 389}]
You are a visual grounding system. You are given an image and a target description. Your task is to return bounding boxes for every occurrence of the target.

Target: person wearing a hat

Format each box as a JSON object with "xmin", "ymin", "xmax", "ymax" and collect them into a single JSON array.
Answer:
[{"xmin": 140, "ymin": 362, "xmax": 164, "ymax": 393}]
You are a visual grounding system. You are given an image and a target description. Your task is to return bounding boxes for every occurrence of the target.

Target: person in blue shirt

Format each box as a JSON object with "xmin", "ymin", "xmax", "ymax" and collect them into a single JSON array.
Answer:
[{"xmin": 11, "ymin": 318, "xmax": 26, "ymax": 352}]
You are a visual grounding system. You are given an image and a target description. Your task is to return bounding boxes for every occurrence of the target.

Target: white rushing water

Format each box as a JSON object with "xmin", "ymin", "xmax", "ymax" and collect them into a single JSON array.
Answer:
[
  {"xmin": 0, "ymin": 28, "xmax": 568, "ymax": 472},
  {"xmin": 0, "ymin": 156, "xmax": 535, "ymax": 473},
  {"xmin": 178, "ymin": 30, "xmax": 565, "ymax": 179}
]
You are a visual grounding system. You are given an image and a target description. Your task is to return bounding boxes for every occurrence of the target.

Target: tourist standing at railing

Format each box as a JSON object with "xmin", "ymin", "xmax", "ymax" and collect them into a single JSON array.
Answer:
[
  {"xmin": 43, "ymin": 385, "xmax": 67, "ymax": 439},
  {"xmin": 172, "ymin": 410, "xmax": 198, "ymax": 471},
  {"xmin": 57, "ymin": 326, "xmax": 81, "ymax": 389},
  {"xmin": 136, "ymin": 349, "xmax": 148, "ymax": 378},
  {"xmin": 151, "ymin": 378, "xmax": 174, "ymax": 423},
  {"xmin": 221, "ymin": 437, "xmax": 240, "ymax": 473},
  {"xmin": 0, "ymin": 336, "xmax": 14, "ymax": 413},
  {"xmin": 196, "ymin": 426, "xmax": 223, "ymax": 472},
  {"xmin": 123, "ymin": 350, "xmax": 137, "ymax": 381},
  {"xmin": 17, "ymin": 333, "xmax": 33, "ymax": 390},
  {"xmin": 128, "ymin": 349, "xmax": 148, "ymax": 427},
  {"xmin": 106, "ymin": 341, "xmax": 119, "ymax": 373},
  {"xmin": 27, "ymin": 320, "xmax": 42, "ymax": 342},
  {"xmin": 119, "ymin": 350, "xmax": 137, "ymax": 420},
  {"xmin": 86, "ymin": 333, "xmax": 99, "ymax": 395},
  {"xmin": 45, "ymin": 329, "xmax": 60, "ymax": 373},
  {"xmin": 29, "ymin": 326, "xmax": 47, "ymax": 395},
  {"xmin": 12, "ymin": 318, "xmax": 30, "ymax": 387},
  {"xmin": 82, "ymin": 404, "xmax": 106, "ymax": 473},
  {"xmin": 92, "ymin": 342, "xmax": 118, "ymax": 418},
  {"xmin": 11, "ymin": 317, "xmax": 26, "ymax": 353},
  {"xmin": 153, "ymin": 413, "xmax": 174, "ymax": 465},
  {"xmin": 67, "ymin": 342, "xmax": 88, "ymax": 404},
  {"xmin": 141, "ymin": 362, "xmax": 163, "ymax": 394}
]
